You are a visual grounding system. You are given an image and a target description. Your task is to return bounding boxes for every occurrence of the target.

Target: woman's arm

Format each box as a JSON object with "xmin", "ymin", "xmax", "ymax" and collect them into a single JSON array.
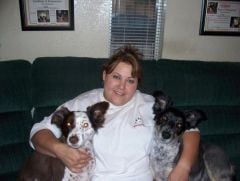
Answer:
[
  {"xmin": 168, "ymin": 131, "xmax": 200, "ymax": 181},
  {"xmin": 32, "ymin": 129, "xmax": 92, "ymax": 173},
  {"xmin": 31, "ymin": 129, "xmax": 62, "ymax": 157}
]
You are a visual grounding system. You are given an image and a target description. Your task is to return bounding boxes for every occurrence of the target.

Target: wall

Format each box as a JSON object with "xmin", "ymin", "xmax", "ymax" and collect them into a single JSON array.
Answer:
[
  {"xmin": 0, "ymin": 0, "xmax": 239, "ymax": 62},
  {"xmin": 162, "ymin": 0, "xmax": 240, "ymax": 62},
  {"xmin": 0, "ymin": 0, "xmax": 110, "ymax": 62}
]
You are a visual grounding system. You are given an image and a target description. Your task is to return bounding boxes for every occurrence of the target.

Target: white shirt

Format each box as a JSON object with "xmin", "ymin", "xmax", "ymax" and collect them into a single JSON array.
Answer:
[
  {"xmin": 30, "ymin": 88, "xmax": 198, "ymax": 181},
  {"xmin": 30, "ymin": 89, "xmax": 155, "ymax": 181}
]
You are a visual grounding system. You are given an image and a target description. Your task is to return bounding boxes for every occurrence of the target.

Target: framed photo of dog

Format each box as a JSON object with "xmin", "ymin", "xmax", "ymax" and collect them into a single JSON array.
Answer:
[
  {"xmin": 19, "ymin": 0, "xmax": 74, "ymax": 31},
  {"xmin": 199, "ymin": 0, "xmax": 240, "ymax": 36}
]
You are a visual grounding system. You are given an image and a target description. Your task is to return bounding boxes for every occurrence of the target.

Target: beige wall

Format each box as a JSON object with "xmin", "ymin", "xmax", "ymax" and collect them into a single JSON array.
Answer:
[
  {"xmin": 0, "ymin": 0, "xmax": 110, "ymax": 62},
  {"xmin": 0, "ymin": 0, "xmax": 239, "ymax": 62},
  {"xmin": 162, "ymin": 0, "xmax": 240, "ymax": 62}
]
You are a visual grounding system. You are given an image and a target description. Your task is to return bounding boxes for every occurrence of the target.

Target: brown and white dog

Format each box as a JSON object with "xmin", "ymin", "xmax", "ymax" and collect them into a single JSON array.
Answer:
[{"xmin": 19, "ymin": 101, "xmax": 109, "ymax": 181}]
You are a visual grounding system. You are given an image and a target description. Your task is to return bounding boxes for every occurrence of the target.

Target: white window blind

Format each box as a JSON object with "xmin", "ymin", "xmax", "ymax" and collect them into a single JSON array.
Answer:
[{"xmin": 110, "ymin": 0, "xmax": 166, "ymax": 60}]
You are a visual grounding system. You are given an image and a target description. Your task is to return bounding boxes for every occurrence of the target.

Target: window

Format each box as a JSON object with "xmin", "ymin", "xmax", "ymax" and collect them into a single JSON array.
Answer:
[{"xmin": 110, "ymin": 0, "xmax": 166, "ymax": 60}]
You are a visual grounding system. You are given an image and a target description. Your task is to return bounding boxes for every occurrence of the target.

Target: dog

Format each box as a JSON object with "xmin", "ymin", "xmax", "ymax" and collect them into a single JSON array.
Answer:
[
  {"xmin": 150, "ymin": 90, "xmax": 234, "ymax": 181},
  {"xmin": 19, "ymin": 101, "xmax": 109, "ymax": 181}
]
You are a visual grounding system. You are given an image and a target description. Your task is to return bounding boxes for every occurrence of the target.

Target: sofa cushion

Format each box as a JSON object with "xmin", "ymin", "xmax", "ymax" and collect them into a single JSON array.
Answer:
[
  {"xmin": 0, "ymin": 60, "xmax": 33, "ymax": 180},
  {"xmin": 0, "ymin": 172, "xmax": 18, "ymax": 181},
  {"xmin": 156, "ymin": 59, "xmax": 240, "ymax": 106},
  {"xmin": 32, "ymin": 57, "xmax": 106, "ymax": 108},
  {"xmin": 0, "ymin": 60, "xmax": 32, "ymax": 113},
  {"xmin": 139, "ymin": 61, "xmax": 158, "ymax": 94},
  {"xmin": 33, "ymin": 106, "xmax": 57, "ymax": 123},
  {"xmin": 0, "ymin": 142, "xmax": 32, "ymax": 179},
  {"xmin": 179, "ymin": 105, "xmax": 240, "ymax": 135},
  {"xmin": 0, "ymin": 111, "xmax": 33, "ymax": 146}
]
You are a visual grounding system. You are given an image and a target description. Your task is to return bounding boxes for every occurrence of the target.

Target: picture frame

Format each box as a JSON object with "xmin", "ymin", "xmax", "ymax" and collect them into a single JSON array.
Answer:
[
  {"xmin": 199, "ymin": 0, "xmax": 240, "ymax": 36},
  {"xmin": 19, "ymin": 0, "xmax": 74, "ymax": 31}
]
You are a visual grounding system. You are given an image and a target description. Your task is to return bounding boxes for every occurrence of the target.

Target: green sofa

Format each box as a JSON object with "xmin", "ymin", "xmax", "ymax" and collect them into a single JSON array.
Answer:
[{"xmin": 0, "ymin": 57, "xmax": 239, "ymax": 180}]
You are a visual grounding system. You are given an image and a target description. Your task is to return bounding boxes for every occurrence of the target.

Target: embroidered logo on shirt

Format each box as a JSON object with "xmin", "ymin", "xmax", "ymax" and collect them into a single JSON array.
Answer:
[{"xmin": 132, "ymin": 116, "xmax": 144, "ymax": 127}]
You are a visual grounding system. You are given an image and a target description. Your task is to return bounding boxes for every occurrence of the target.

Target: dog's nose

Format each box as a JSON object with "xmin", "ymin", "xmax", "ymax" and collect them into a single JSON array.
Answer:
[
  {"xmin": 162, "ymin": 131, "xmax": 171, "ymax": 139},
  {"xmin": 69, "ymin": 135, "xmax": 79, "ymax": 144}
]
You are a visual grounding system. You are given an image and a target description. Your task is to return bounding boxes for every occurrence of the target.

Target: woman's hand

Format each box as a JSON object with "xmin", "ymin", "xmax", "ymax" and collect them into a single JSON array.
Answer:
[
  {"xmin": 55, "ymin": 144, "xmax": 92, "ymax": 173},
  {"xmin": 32, "ymin": 130, "xmax": 92, "ymax": 173}
]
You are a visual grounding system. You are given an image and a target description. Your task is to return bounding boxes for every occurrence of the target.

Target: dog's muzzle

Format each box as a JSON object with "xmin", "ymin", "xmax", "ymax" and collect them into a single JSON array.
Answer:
[
  {"xmin": 69, "ymin": 135, "xmax": 79, "ymax": 145},
  {"xmin": 162, "ymin": 131, "xmax": 171, "ymax": 139}
]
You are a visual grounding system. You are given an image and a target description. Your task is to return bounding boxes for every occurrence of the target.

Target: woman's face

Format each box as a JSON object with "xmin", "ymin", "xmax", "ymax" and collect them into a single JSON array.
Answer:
[{"xmin": 103, "ymin": 62, "xmax": 138, "ymax": 106}]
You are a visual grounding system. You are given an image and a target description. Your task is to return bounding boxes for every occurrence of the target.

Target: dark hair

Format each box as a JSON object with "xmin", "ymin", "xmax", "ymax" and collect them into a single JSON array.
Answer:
[{"xmin": 102, "ymin": 45, "xmax": 143, "ymax": 83}]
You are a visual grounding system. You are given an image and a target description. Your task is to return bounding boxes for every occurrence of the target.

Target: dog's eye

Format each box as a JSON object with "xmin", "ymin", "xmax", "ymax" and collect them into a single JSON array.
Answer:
[
  {"xmin": 176, "ymin": 123, "xmax": 182, "ymax": 128},
  {"xmin": 67, "ymin": 122, "xmax": 72, "ymax": 127},
  {"xmin": 161, "ymin": 116, "xmax": 167, "ymax": 121},
  {"xmin": 82, "ymin": 122, "xmax": 89, "ymax": 128}
]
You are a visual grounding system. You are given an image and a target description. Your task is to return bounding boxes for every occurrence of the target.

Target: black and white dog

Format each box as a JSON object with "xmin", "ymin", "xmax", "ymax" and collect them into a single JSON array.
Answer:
[
  {"xmin": 19, "ymin": 101, "xmax": 109, "ymax": 181},
  {"xmin": 150, "ymin": 91, "xmax": 234, "ymax": 181}
]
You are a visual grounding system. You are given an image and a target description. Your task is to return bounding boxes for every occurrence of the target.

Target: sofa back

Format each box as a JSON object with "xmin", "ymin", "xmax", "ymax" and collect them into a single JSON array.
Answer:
[
  {"xmin": 32, "ymin": 57, "xmax": 104, "ymax": 122},
  {"xmin": 156, "ymin": 59, "xmax": 240, "ymax": 106},
  {"xmin": 0, "ymin": 60, "xmax": 33, "ymax": 180}
]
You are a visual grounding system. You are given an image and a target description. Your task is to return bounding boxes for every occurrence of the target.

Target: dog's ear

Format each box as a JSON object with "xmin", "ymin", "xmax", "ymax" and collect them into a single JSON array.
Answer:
[
  {"xmin": 51, "ymin": 107, "xmax": 71, "ymax": 128},
  {"xmin": 184, "ymin": 109, "xmax": 207, "ymax": 129},
  {"xmin": 152, "ymin": 90, "xmax": 173, "ymax": 114},
  {"xmin": 87, "ymin": 101, "xmax": 109, "ymax": 132}
]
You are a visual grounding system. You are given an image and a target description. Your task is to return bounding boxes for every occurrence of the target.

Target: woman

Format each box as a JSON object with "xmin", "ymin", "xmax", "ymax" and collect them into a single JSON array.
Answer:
[{"xmin": 30, "ymin": 45, "xmax": 199, "ymax": 181}]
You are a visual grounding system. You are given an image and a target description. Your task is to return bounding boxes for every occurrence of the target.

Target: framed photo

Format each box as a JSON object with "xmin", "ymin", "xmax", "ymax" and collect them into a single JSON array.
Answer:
[
  {"xmin": 19, "ymin": 0, "xmax": 74, "ymax": 31},
  {"xmin": 199, "ymin": 0, "xmax": 240, "ymax": 36}
]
